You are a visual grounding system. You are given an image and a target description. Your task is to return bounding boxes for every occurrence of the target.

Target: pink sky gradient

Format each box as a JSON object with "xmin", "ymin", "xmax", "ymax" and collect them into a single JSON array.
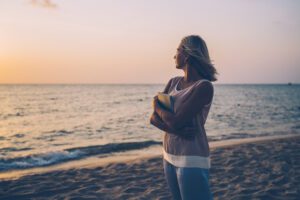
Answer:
[{"xmin": 0, "ymin": 0, "xmax": 299, "ymax": 84}]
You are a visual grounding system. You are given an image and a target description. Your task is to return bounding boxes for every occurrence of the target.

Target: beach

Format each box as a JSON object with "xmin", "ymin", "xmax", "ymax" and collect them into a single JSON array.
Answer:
[{"xmin": 1, "ymin": 135, "xmax": 299, "ymax": 200}]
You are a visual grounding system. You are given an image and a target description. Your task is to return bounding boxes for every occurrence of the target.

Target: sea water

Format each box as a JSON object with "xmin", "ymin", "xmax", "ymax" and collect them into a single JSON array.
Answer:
[{"xmin": 0, "ymin": 83, "xmax": 299, "ymax": 171}]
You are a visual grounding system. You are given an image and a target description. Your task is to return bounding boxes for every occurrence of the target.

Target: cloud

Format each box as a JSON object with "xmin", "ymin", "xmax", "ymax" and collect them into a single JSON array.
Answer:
[{"xmin": 30, "ymin": 0, "xmax": 58, "ymax": 9}]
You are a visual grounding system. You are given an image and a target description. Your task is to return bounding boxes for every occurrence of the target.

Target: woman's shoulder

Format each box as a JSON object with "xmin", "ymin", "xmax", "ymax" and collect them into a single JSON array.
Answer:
[
  {"xmin": 167, "ymin": 76, "xmax": 182, "ymax": 87},
  {"xmin": 193, "ymin": 79, "xmax": 214, "ymax": 98},
  {"xmin": 163, "ymin": 76, "xmax": 182, "ymax": 94},
  {"xmin": 195, "ymin": 79, "xmax": 213, "ymax": 88},
  {"xmin": 185, "ymin": 79, "xmax": 213, "ymax": 106}
]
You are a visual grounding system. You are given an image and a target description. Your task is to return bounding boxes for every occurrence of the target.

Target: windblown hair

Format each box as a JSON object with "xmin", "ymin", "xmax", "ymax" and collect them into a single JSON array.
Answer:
[{"xmin": 180, "ymin": 35, "xmax": 218, "ymax": 82}]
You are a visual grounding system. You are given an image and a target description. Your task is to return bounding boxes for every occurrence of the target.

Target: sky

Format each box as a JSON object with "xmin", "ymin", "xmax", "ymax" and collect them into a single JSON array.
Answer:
[{"xmin": 0, "ymin": 0, "xmax": 299, "ymax": 84}]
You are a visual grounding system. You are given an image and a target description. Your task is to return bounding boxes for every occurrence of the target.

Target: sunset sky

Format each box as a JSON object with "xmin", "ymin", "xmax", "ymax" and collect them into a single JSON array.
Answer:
[{"xmin": 0, "ymin": 0, "xmax": 299, "ymax": 84}]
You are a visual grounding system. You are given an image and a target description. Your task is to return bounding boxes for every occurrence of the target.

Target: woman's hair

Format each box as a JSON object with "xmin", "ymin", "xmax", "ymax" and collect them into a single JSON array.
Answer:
[{"xmin": 180, "ymin": 35, "xmax": 218, "ymax": 82}]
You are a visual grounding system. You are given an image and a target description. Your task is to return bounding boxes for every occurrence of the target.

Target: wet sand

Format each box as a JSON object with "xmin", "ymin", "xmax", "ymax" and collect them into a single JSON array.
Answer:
[{"xmin": 1, "ymin": 136, "xmax": 299, "ymax": 200}]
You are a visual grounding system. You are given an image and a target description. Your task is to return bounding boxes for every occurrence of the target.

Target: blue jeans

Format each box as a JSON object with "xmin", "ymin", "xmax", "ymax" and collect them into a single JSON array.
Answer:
[{"xmin": 163, "ymin": 159, "xmax": 213, "ymax": 200}]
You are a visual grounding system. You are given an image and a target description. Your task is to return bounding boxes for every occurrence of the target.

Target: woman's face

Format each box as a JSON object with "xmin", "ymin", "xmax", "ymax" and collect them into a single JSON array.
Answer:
[{"xmin": 174, "ymin": 45, "xmax": 186, "ymax": 69}]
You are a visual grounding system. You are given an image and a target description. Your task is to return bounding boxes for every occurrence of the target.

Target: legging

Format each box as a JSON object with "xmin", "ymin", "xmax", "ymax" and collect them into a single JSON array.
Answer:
[{"xmin": 163, "ymin": 159, "xmax": 213, "ymax": 200}]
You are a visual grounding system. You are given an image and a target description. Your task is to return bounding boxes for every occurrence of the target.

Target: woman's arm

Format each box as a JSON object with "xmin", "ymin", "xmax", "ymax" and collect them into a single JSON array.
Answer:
[
  {"xmin": 154, "ymin": 81, "xmax": 213, "ymax": 130},
  {"xmin": 149, "ymin": 77, "xmax": 196, "ymax": 138},
  {"xmin": 150, "ymin": 111, "xmax": 196, "ymax": 138}
]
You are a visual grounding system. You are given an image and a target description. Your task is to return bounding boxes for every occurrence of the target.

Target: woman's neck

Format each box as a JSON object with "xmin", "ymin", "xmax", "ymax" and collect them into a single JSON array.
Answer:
[{"xmin": 183, "ymin": 65, "xmax": 204, "ymax": 83}]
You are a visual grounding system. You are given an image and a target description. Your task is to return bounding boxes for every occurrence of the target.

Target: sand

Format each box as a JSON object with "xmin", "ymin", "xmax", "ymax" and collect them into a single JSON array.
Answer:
[{"xmin": 0, "ymin": 136, "xmax": 299, "ymax": 200}]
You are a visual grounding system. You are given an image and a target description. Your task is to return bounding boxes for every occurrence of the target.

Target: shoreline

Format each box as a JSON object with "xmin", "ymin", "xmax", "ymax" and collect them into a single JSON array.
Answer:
[
  {"xmin": 1, "ymin": 135, "xmax": 299, "ymax": 199},
  {"xmin": 0, "ymin": 133, "xmax": 299, "ymax": 181}
]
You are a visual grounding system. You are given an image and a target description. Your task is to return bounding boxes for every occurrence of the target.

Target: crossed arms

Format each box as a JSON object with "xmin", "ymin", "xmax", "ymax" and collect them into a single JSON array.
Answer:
[{"xmin": 149, "ymin": 78, "xmax": 213, "ymax": 138}]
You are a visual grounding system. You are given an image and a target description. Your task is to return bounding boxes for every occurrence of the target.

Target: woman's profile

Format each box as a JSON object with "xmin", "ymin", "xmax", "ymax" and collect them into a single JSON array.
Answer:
[{"xmin": 150, "ymin": 35, "xmax": 218, "ymax": 200}]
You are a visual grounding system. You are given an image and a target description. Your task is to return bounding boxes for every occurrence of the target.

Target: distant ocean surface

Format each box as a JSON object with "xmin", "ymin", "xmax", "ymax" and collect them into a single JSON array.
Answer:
[{"xmin": 0, "ymin": 83, "xmax": 299, "ymax": 172}]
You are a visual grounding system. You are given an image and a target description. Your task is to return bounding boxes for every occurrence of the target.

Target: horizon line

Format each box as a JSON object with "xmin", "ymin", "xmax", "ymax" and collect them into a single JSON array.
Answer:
[{"xmin": 0, "ymin": 82, "xmax": 298, "ymax": 85}]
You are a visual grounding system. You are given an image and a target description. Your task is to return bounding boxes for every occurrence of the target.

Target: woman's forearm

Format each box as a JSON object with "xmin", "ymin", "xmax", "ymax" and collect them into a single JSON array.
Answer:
[
  {"xmin": 150, "ymin": 112, "xmax": 176, "ymax": 133},
  {"xmin": 150, "ymin": 112, "xmax": 196, "ymax": 137},
  {"xmin": 154, "ymin": 102, "xmax": 180, "ymax": 129}
]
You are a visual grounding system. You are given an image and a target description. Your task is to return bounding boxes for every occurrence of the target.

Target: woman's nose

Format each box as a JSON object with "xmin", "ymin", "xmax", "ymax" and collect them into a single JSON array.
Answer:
[{"xmin": 174, "ymin": 55, "xmax": 176, "ymax": 59}]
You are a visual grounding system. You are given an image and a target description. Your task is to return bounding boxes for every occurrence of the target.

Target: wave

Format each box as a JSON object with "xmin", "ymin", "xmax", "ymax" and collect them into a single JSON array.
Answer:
[{"xmin": 0, "ymin": 140, "xmax": 161, "ymax": 172}]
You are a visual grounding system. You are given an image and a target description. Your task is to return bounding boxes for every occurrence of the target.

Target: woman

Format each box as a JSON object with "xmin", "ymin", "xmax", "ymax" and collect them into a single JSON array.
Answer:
[{"xmin": 150, "ymin": 35, "xmax": 218, "ymax": 200}]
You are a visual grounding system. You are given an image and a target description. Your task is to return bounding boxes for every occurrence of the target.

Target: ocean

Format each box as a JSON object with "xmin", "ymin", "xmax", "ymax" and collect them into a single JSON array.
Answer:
[{"xmin": 0, "ymin": 83, "xmax": 299, "ymax": 172}]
